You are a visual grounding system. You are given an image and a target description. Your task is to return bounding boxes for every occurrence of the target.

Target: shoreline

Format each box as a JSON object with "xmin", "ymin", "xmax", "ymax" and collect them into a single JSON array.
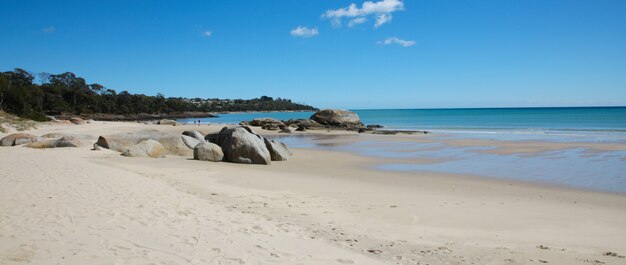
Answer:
[{"xmin": 1, "ymin": 121, "xmax": 625, "ymax": 264}]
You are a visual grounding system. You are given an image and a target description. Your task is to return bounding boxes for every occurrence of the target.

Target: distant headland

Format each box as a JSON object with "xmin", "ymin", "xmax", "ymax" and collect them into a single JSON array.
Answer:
[{"xmin": 0, "ymin": 68, "xmax": 318, "ymax": 121}]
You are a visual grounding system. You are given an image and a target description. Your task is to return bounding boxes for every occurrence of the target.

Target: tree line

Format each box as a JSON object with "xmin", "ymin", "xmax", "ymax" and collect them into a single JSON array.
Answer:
[{"xmin": 0, "ymin": 68, "xmax": 317, "ymax": 121}]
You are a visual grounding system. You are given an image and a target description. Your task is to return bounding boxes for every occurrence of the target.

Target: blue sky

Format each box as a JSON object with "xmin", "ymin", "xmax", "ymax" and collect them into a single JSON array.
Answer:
[{"xmin": 1, "ymin": 0, "xmax": 625, "ymax": 109}]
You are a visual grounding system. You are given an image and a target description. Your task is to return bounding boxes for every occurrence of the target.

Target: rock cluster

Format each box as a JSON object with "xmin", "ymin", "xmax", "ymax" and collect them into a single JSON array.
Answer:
[
  {"xmin": 2, "ymin": 123, "xmax": 292, "ymax": 165},
  {"xmin": 243, "ymin": 109, "xmax": 370, "ymax": 132}
]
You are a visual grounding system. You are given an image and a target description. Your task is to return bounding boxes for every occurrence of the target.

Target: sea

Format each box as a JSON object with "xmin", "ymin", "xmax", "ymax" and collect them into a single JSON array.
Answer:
[
  {"xmin": 179, "ymin": 107, "xmax": 626, "ymax": 141},
  {"xmin": 178, "ymin": 107, "xmax": 626, "ymax": 193}
]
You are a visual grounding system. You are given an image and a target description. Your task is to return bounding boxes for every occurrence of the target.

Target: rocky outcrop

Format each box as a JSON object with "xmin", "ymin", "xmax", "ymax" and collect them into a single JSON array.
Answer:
[
  {"xmin": 1, "ymin": 133, "xmax": 42, "ymax": 146},
  {"xmin": 278, "ymin": 125, "xmax": 292, "ymax": 133},
  {"xmin": 96, "ymin": 129, "xmax": 192, "ymax": 156},
  {"xmin": 208, "ymin": 126, "xmax": 272, "ymax": 164},
  {"xmin": 157, "ymin": 119, "xmax": 177, "ymax": 126},
  {"xmin": 193, "ymin": 142, "xmax": 224, "ymax": 162},
  {"xmin": 244, "ymin": 118, "xmax": 286, "ymax": 131},
  {"xmin": 263, "ymin": 138, "xmax": 292, "ymax": 161},
  {"xmin": 69, "ymin": 117, "xmax": 86, "ymax": 125},
  {"xmin": 283, "ymin": 119, "xmax": 321, "ymax": 129},
  {"xmin": 182, "ymin": 130, "xmax": 205, "ymax": 142},
  {"xmin": 249, "ymin": 118, "xmax": 283, "ymax": 127},
  {"xmin": 121, "ymin": 139, "xmax": 166, "ymax": 158},
  {"xmin": 310, "ymin": 109, "xmax": 363, "ymax": 129},
  {"xmin": 41, "ymin": 132, "xmax": 95, "ymax": 141},
  {"xmin": 25, "ymin": 136, "xmax": 91, "ymax": 148}
]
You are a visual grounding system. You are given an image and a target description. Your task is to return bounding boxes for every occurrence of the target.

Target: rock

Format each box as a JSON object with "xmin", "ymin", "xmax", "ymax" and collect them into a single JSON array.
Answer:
[
  {"xmin": 249, "ymin": 118, "xmax": 284, "ymax": 126},
  {"xmin": 86, "ymin": 119, "xmax": 95, "ymax": 124},
  {"xmin": 283, "ymin": 119, "xmax": 321, "ymax": 129},
  {"xmin": 1, "ymin": 133, "xmax": 41, "ymax": 146},
  {"xmin": 122, "ymin": 139, "xmax": 166, "ymax": 158},
  {"xmin": 69, "ymin": 117, "xmax": 86, "ymax": 125},
  {"xmin": 96, "ymin": 129, "xmax": 193, "ymax": 156},
  {"xmin": 296, "ymin": 125, "xmax": 307, "ymax": 132},
  {"xmin": 25, "ymin": 136, "xmax": 89, "ymax": 148},
  {"xmin": 263, "ymin": 138, "xmax": 292, "ymax": 161},
  {"xmin": 181, "ymin": 135, "xmax": 201, "ymax": 149},
  {"xmin": 41, "ymin": 132, "xmax": 94, "ymax": 141},
  {"xmin": 310, "ymin": 109, "xmax": 363, "ymax": 128},
  {"xmin": 158, "ymin": 119, "xmax": 177, "ymax": 126},
  {"xmin": 182, "ymin": 130, "xmax": 205, "ymax": 142},
  {"xmin": 278, "ymin": 125, "xmax": 292, "ymax": 133},
  {"xmin": 92, "ymin": 143, "xmax": 101, "ymax": 151},
  {"xmin": 367, "ymin": 124, "xmax": 384, "ymax": 129},
  {"xmin": 261, "ymin": 124, "xmax": 280, "ymax": 131},
  {"xmin": 209, "ymin": 126, "xmax": 272, "ymax": 164},
  {"xmin": 193, "ymin": 142, "xmax": 224, "ymax": 162}
]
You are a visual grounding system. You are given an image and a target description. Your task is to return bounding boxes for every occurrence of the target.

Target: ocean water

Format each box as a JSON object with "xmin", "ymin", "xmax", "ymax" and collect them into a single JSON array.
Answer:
[{"xmin": 179, "ymin": 107, "xmax": 626, "ymax": 141}]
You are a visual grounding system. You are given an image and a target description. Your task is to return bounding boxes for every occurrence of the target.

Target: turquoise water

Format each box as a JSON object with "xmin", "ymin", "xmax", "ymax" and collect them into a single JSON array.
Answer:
[
  {"xmin": 179, "ymin": 107, "xmax": 626, "ymax": 141},
  {"xmin": 356, "ymin": 107, "xmax": 626, "ymax": 132}
]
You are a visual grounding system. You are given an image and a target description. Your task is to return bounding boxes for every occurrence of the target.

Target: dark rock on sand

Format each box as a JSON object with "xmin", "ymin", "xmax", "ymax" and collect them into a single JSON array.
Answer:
[
  {"xmin": 193, "ymin": 142, "xmax": 224, "ymax": 162},
  {"xmin": 367, "ymin": 124, "xmax": 384, "ymax": 129},
  {"xmin": 278, "ymin": 125, "xmax": 292, "ymax": 133}
]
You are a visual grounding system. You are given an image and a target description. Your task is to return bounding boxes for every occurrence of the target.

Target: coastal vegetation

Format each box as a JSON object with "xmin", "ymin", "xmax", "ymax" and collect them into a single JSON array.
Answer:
[{"xmin": 0, "ymin": 68, "xmax": 317, "ymax": 121}]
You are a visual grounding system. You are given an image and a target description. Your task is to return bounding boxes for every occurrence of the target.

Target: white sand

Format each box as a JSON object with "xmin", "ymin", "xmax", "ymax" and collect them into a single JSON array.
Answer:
[{"xmin": 1, "ymin": 121, "xmax": 625, "ymax": 264}]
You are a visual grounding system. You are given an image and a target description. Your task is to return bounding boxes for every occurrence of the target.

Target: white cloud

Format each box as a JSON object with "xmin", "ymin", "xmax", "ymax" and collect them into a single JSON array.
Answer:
[
  {"xmin": 348, "ymin": 17, "xmax": 367, "ymax": 27},
  {"xmin": 202, "ymin": 31, "xmax": 212, "ymax": 37},
  {"xmin": 323, "ymin": 0, "xmax": 403, "ymax": 28},
  {"xmin": 378, "ymin": 37, "xmax": 415, "ymax": 47},
  {"xmin": 290, "ymin": 26, "xmax": 319, "ymax": 38},
  {"xmin": 41, "ymin": 26, "xmax": 55, "ymax": 33},
  {"xmin": 374, "ymin": 13, "xmax": 392, "ymax": 28}
]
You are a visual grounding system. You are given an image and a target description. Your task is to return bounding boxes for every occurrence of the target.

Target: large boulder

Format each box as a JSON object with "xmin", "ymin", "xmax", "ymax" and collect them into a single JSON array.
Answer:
[
  {"xmin": 1, "ymin": 133, "xmax": 42, "ymax": 146},
  {"xmin": 96, "ymin": 129, "xmax": 193, "ymax": 156},
  {"xmin": 263, "ymin": 138, "xmax": 292, "ymax": 161},
  {"xmin": 182, "ymin": 130, "xmax": 205, "ymax": 142},
  {"xmin": 209, "ymin": 126, "xmax": 272, "ymax": 164},
  {"xmin": 193, "ymin": 142, "xmax": 224, "ymax": 162},
  {"xmin": 310, "ymin": 109, "xmax": 363, "ymax": 128},
  {"xmin": 25, "ymin": 136, "xmax": 90, "ymax": 149},
  {"xmin": 121, "ymin": 139, "xmax": 166, "ymax": 158},
  {"xmin": 69, "ymin": 117, "xmax": 86, "ymax": 125},
  {"xmin": 157, "ymin": 119, "xmax": 177, "ymax": 126},
  {"xmin": 181, "ymin": 135, "xmax": 201, "ymax": 149}
]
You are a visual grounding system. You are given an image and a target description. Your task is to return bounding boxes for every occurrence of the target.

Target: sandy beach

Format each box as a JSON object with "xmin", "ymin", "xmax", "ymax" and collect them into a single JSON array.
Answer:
[{"xmin": 1, "ymin": 121, "xmax": 625, "ymax": 265}]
